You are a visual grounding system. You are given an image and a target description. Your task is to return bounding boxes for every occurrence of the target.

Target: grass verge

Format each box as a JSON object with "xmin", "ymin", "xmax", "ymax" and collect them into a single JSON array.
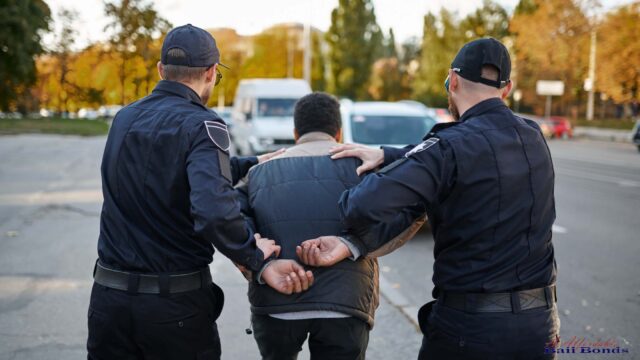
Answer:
[{"xmin": 0, "ymin": 117, "xmax": 109, "ymax": 136}]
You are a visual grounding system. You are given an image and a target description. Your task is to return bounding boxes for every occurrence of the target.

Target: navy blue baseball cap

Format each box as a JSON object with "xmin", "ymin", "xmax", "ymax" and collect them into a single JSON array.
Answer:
[
  {"xmin": 161, "ymin": 24, "xmax": 228, "ymax": 68},
  {"xmin": 451, "ymin": 38, "xmax": 511, "ymax": 89}
]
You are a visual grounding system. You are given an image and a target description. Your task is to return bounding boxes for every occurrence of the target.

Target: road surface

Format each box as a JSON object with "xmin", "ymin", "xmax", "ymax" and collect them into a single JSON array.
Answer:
[{"xmin": 0, "ymin": 135, "xmax": 638, "ymax": 359}]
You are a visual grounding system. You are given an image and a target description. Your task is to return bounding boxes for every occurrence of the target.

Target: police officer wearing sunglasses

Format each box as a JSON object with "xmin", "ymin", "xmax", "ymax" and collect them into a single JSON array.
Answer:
[
  {"xmin": 87, "ymin": 24, "xmax": 314, "ymax": 359},
  {"xmin": 300, "ymin": 38, "xmax": 560, "ymax": 359}
]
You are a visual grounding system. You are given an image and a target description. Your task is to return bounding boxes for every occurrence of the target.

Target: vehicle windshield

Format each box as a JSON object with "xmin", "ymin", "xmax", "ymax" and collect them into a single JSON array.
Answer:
[
  {"xmin": 257, "ymin": 98, "xmax": 297, "ymax": 117},
  {"xmin": 350, "ymin": 115, "xmax": 437, "ymax": 145}
]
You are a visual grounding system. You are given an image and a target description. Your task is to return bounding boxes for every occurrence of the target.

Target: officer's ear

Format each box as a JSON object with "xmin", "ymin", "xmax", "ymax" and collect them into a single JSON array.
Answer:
[
  {"xmin": 204, "ymin": 64, "xmax": 217, "ymax": 84},
  {"xmin": 157, "ymin": 61, "xmax": 164, "ymax": 80},
  {"xmin": 501, "ymin": 81, "xmax": 513, "ymax": 100},
  {"xmin": 449, "ymin": 71, "xmax": 460, "ymax": 93}
]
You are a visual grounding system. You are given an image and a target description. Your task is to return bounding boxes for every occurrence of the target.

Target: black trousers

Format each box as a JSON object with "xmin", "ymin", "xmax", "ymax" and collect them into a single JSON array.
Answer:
[
  {"xmin": 87, "ymin": 282, "xmax": 224, "ymax": 360},
  {"xmin": 417, "ymin": 300, "xmax": 560, "ymax": 360},
  {"xmin": 251, "ymin": 314, "xmax": 370, "ymax": 360}
]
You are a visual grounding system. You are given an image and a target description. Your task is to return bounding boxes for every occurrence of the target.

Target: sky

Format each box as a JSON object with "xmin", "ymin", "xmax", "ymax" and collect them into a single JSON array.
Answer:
[{"xmin": 44, "ymin": 0, "xmax": 632, "ymax": 51}]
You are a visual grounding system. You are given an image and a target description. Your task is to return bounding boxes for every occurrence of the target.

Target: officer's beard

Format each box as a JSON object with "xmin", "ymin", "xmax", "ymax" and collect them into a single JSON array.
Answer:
[{"xmin": 448, "ymin": 93, "xmax": 460, "ymax": 121}]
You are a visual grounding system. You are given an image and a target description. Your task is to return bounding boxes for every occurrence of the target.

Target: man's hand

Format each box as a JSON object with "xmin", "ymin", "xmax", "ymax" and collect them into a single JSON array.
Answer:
[
  {"xmin": 255, "ymin": 233, "xmax": 281, "ymax": 260},
  {"xmin": 296, "ymin": 236, "xmax": 352, "ymax": 267},
  {"xmin": 257, "ymin": 148, "xmax": 286, "ymax": 164},
  {"xmin": 330, "ymin": 144, "xmax": 384, "ymax": 176},
  {"xmin": 261, "ymin": 259, "xmax": 314, "ymax": 295}
]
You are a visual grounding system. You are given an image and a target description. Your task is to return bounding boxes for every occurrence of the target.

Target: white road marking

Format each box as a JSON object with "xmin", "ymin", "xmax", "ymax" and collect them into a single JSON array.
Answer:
[
  {"xmin": 0, "ymin": 189, "xmax": 103, "ymax": 205},
  {"xmin": 552, "ymin": 224, "xmax": 568, "ymax": 234}
]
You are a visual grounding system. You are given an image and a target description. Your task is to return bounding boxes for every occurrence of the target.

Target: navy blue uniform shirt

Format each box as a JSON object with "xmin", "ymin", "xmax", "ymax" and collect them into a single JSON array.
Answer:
[
  {"xmin": 98, "ymin": 80, "xmax": 265, "ymax": 273},
  {"xmin": 341, "ymin": 98, "xmax": 557, "ymax": 295}
]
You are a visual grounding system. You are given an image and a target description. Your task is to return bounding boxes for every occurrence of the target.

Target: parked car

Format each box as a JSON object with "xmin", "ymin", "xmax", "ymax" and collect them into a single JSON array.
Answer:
[
  {"xmin": 549, "ymin": 116, "xmax": 573, "ymax": 139},
  {"xmin": 515, "ymin": 113, "xmax": 553, "ymax": 139},
  {"xmin": 230, "ymin": 79, "xmax": 311, "ymax": 155},
  {"xmin": 632, "ymin": 119, "xmax": 640, "ymax": 152},
  {"xmin": 341, "ymin": 100, "xmax": 438, "ymax": 148}
]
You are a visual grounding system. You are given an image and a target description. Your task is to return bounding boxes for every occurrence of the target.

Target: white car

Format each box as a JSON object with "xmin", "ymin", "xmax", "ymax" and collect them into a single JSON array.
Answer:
[
  {"xmin": 341, "ymin": 101, "xmax": 438, "ymax": 148},
  {"xmin": 230, "ymin": 79, "xmax": 311, "ymax": 155}
]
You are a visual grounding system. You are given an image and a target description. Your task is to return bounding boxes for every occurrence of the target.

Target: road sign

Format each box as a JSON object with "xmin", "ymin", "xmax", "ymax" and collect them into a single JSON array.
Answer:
[{"xmin": 536, "ymin": 80, "xmax": 565, "ymax": 96}]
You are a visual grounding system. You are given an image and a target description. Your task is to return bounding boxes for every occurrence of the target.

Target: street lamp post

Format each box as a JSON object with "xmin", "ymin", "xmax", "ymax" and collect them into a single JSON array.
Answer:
[{"xmin": 586, "ymin": 29, "xmax": 597, "ymax": 121}]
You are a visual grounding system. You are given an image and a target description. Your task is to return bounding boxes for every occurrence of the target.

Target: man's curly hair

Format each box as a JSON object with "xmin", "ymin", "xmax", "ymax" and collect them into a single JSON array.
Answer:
[{"xmin": 294, "ymin": 92, "xmax": 342, "ymax": 137}]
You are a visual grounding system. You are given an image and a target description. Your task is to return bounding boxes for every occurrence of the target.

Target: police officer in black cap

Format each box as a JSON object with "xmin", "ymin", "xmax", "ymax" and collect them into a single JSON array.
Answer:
[
  {"xmin": 87, "ymin": 24, "xmax": 314, "ymax": 359},
  {"xmin": 298, "ymin": 38, "xmax": 560, "ymax": 359}
]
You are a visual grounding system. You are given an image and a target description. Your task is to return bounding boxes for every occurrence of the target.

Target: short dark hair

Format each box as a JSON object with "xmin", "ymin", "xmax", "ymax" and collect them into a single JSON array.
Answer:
[
  {"xmin": 294, "ymin": 92, "xmax": 342, "ymax": 137},
  {"xmin": 162, "ymin": 48, "xmax": 209, "ymax": 82}
]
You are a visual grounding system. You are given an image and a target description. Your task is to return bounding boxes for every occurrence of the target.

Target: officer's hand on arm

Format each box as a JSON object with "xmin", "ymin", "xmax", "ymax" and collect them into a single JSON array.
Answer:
[
  {"xmin": 260, "ymin": 260, "xmax": 314, "ymax": 295},
  {"xmin": 330, "ymin": 144, "xmax": 384, "ymax": 176},
  {"xmin": 296, "ymin": 236, "xmax": 353, "ymax": 267},
  {"xmin": 254, "ymin": 233, "xmax": 281, "ymax": 259}
]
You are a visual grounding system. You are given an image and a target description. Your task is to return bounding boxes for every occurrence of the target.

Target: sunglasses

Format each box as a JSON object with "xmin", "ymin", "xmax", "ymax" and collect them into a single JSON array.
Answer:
[
  {"xmin": 215, "ymin": 68, "xmax": 222, "ymax": 86},
  {"xmin": 444, "ymin": 68, "xmax": 461, "ymax": 93}
]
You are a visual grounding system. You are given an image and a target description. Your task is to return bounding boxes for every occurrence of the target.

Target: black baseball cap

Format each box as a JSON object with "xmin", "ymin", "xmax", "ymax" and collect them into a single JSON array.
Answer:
[
  {"xmin": 451, "ymin": 38, "xmax": 511, "ymax": 89},
  {"xmin": 161, "ymin": 24, "xmax": 228, "ymax": 69}
]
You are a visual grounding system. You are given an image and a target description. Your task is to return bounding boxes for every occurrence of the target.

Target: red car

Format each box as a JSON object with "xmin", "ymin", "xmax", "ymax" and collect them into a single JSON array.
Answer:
[{"xmin": 549, "ymin": 116, "xmax": 573, "ymax": 139}]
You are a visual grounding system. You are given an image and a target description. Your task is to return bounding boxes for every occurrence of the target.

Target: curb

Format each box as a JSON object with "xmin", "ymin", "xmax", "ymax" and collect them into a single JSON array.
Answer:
[
  {"xmin": 378, "ymin": 274, "xmax": 421, "ymax": 332},
  {"xmin": 573, "ymin": 126, "xmax": 633, "ymax": 143}
]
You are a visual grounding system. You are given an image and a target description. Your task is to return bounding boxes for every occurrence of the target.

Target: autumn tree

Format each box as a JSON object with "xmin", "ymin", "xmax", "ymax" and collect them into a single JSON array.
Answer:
[
  {"xmin": 510, "ymin": 0, "xmax": 591, "ymax": 115},
  {"xmin": 104, "ymin": 0, "xmax": 171, "ymax": 105},
  {"xmin": 326, "ymin": 0, "xmax": 383, "ymax": 99},
  {"xmin": 0, "ymin": 0, "xmax": 51, "ymax": 112},
  {"xmin": 596, "ymin": 2, "xmax": 640, "ymax": 103}
]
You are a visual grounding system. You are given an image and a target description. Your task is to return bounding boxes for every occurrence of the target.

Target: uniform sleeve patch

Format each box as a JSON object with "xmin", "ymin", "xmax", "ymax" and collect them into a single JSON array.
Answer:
[
  {"xmin": 405, "ymin": 138, "xmax": 439, "ymax": 158},
  {"xmin": 204, "ymin": 121, "xmax": 230, "ymax": 152}
]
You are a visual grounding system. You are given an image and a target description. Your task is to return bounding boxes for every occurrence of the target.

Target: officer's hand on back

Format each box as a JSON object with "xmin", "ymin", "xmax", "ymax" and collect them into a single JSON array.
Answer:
[
  {"xmin": 255, "ymin": 233, "xmax": 281, "ymax": 259},
  {"xmin": 296, "ymin": 236, "xmax": 352, "ymax": 267},
  {"xmin": 330, "ymin": 144, "xmax": 384, "ymax": 176},
  {"xmin": 261, "ymin": 259, "xmax": 314, "ymax": 295}
]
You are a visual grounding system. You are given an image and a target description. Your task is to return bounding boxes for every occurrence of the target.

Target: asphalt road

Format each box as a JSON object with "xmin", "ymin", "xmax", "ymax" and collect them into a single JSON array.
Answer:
[{"xmin": 0, "ymin": 135, "xmax": 638, "ymax": 359}]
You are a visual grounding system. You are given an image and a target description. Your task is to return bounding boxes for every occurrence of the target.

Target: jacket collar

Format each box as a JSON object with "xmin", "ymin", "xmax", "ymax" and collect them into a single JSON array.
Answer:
[
  {"xmin": 152, "ymin": 80, "xmax": 205, "ymax": 107},
  {"xmin": 459, "ymin": 97, "xmax": 507, "ymax": 122},
  {"xmin": 296, "ymin": 131, "xmax": 337, "ymax": 145}
]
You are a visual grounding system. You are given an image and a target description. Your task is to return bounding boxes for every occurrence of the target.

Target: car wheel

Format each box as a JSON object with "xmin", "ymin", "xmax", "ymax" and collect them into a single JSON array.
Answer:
[{"xmin": 637, "ymin": 145, "xmax": 640, "ymax": 153}]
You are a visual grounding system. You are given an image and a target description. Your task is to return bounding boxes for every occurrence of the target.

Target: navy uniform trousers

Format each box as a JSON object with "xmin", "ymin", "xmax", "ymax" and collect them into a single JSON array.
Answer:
[
  {"xmin": 418, "ymin": 300, "xmax": 560, "ymax": 360},
  {"xmin": 87, "ymin": 282, "xmax": 224, "ymax": 360}
]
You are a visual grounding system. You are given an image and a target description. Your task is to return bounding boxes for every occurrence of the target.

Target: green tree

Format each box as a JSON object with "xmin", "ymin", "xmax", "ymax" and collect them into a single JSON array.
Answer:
[
  {"xmin": 311, "ymin": 30, "xmax": 327, "ymax": 91},
  {"xmin": 0, "ymin": 0, "xmax": 51, "ymax": 111},
  {"xmin": 382, "ymin": 28, "xmax": 398, "ymax": 58},
  {"xmin": 412, "ymin": 9, "xmax": 463, "ymax": 107},
  {"xmin": 460, "ymin": 0, "xmax": 510, "ymax": 40},
  {"xmin": 52, "ymin": 7, "xmax": 79, "ymax": 113},
  {"xmin": 326, "ymin": 0, "xmax": 383, "ymax": 99},
  {"xmin": 104, "ymin": 0, "xmax": 171, "ymax": 105},
  {"xmin": 412, "ymin": 2, "xmax": 510, "ymax": 107}
]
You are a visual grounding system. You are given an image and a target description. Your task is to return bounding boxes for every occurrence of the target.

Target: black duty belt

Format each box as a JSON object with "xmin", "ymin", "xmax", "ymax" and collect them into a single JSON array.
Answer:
[
  {"xmin": 93, "ymin": 261, "xmax": 212, "ymax": 295},
  {"xmin": 439, "ymin": 285, "xmax": 556, "ymax": 313}
]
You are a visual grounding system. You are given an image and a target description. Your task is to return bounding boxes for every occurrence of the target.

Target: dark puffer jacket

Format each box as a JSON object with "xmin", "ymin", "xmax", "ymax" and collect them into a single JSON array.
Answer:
[{"xmin": 238, "ymin": 132, "xmax": 424, "ymax": 327}]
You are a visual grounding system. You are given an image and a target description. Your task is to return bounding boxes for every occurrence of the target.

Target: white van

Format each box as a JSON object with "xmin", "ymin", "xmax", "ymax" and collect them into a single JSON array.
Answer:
[
  {"xmin": 341, "ymin": 100, "xmax": 437, "ymax": 148},
  {"xmin": 230, "ymin": 79, "xmax": 311, "ymax": 155}
]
